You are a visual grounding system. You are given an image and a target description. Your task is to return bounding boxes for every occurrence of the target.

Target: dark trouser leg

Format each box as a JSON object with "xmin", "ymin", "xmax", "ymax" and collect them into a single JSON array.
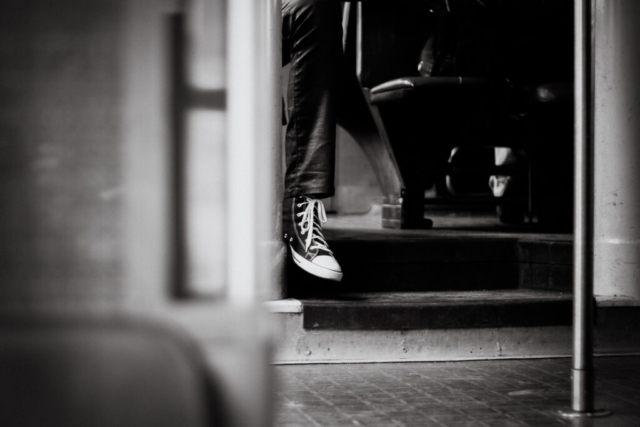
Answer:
[{"xmin": 282, "ymin": 0, "xmax": 343, "ymax": 199}]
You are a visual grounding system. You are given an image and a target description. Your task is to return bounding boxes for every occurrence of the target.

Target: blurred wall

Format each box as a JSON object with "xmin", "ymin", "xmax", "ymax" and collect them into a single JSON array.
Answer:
[
  {"xmin": 0, "ymin": 0, "xmax": 233, "ymax": 309},
  {"xmin": 0, "ymin": 3, "xmax": 274, "ymax": 425},
  {"xmin": 0, "ymin": 0, "xmax": 128, "ymax": 309}
]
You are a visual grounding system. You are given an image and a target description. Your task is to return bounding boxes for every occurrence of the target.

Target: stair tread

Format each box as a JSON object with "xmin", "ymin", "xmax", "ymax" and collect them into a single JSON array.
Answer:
[
  {"xmin": 301, "ymin": 290, "xmax": 572, "ymax": 330},
  {"xmin": 300, "ymin": 289, "xmax": 571, "ymax": 305},
  {"xmin": 323, "ymin": 227, "xmax": 571, "ymax": 242},
  {"xmin": 289, "ymin": 229, "xmax": 573, "ymax": 295}
]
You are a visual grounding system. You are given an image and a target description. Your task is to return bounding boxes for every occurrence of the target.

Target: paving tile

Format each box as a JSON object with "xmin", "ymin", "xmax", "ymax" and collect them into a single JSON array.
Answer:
[
  {"xmin": 430, "ymin": 413, "xmax": 476, "ymax": 422},
  {"xmin": 484, "ymin": 420, "xmax": 530, "ymax": 427},
  {"xmin": 275, "ymin": 357, "xmax": 640, "ymax": 426}
]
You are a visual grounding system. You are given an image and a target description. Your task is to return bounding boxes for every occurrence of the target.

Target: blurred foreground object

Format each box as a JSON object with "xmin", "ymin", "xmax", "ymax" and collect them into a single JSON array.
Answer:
[
  {"xmin": 0, "ymin": 0, "xmax": 275, "ymax": 425},
  {"xmin": 0, "ymin": 314, "xmax": 219, "ymax": 427}
]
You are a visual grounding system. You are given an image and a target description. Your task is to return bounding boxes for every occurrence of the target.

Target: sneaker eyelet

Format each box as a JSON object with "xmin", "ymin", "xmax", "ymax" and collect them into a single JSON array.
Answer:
[{"xmin": 289, "ymin": 238, "xmax": 293, "ymax": 242}]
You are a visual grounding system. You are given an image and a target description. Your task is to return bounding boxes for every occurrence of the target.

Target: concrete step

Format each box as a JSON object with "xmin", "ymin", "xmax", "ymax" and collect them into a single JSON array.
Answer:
[
  {"xmin": 270, "ymin": 293, "xmax": 640, "ymax": 364},
  {"xmin": 275, "ymin": 225, "xmax": 638, "ymax": 364},
  {"xmin": 300, "ymin": 290, "xmax": 572, "ymax": 330},
  {"xmin": 287, "ymin": 228, "xmax": 572, "ymax": 297}
]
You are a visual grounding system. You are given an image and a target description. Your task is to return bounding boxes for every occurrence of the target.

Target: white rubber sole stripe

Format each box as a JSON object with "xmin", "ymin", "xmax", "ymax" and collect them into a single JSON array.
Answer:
[{"xmin": 290, "ymin": 245, "xmax": 343, "ymax": 282}]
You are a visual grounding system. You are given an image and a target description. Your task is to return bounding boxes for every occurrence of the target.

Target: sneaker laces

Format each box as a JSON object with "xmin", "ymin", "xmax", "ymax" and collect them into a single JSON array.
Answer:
[{"xmin": 297, "ymin": 197, "xmax": 333, "ymax": 253}]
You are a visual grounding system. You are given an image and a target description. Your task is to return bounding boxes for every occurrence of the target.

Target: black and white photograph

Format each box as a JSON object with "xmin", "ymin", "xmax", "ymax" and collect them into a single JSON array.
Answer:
[{"xmin": 1, "ymin": 0, "xmax": 639, "ymax": 426}]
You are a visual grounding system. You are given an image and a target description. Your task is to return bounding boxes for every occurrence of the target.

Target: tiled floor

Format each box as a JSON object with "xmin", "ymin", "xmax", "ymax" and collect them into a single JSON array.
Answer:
[{"xmin": 275, "ymin": 357, "xmax": 640, "ymax": 426}]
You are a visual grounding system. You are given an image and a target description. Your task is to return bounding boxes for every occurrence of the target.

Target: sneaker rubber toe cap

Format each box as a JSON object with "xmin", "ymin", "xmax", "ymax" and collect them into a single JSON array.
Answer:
[{"xmin": 313, "ymin": 255, "xmax": 342, "ymax": 273}]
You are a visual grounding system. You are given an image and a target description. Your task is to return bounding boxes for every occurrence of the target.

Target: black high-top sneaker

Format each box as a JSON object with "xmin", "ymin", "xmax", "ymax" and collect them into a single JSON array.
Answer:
[{"xmin": 283, "ymin": 196, "xmax": 343, "ymax": 281}]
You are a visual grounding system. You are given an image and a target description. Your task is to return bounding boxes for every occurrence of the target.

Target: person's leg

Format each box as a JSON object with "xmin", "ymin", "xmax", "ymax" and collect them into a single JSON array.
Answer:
[
  {"xmin": 282, "ymin": 0, "xmax": 343, "ymax": 199},
  {"xmin": 282, "ymin": 0, "xmax": 344, "ymax": 281}
]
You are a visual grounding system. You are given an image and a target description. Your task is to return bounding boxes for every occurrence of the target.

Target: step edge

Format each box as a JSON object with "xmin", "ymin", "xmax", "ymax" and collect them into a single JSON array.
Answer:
[
  {"xmin": 596, "ymin": 295, "xmax": 640, "ymax": 307},
  {"xmin": 263, "ymin": 298, "xmax": 302, "ymax": 313},
  {"xmin": 272, "ymin": 352, "xmax": 640, "ymax": 365}
]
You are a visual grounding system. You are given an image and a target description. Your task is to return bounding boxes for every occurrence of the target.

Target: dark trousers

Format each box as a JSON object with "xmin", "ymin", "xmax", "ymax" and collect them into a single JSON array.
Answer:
[{"xmin": 282, "ymin": 0, "xmax": 343, "ymax": 199}]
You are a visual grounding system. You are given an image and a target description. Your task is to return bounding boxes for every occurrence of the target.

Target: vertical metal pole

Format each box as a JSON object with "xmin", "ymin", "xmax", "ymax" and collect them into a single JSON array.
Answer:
[
  {"xmin": 572, "ymin": 0, "xmax": 595, "ymax": 410},
  {"xmin": 559, "ymin": 0, "xmax": 609, "ymax": 417}
]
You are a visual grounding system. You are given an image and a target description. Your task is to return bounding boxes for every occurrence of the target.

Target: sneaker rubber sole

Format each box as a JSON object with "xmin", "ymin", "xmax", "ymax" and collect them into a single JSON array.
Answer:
[{"xmin": 290, "ymin": 245, "xmax": 343, "ymax": 282}]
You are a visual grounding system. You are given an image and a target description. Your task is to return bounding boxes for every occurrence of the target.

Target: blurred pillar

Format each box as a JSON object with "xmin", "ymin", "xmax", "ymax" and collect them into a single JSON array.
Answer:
[
  {"xmin": 121, "ymin": 0, "xmax": 182, "ymax": 308},
  {"xmin": 593, "ymin": 0, "xmax": 640, "ymax": 301},
  {"xmin": 227, "ymin": 0, "xmax": 285, "ymax": 304}
]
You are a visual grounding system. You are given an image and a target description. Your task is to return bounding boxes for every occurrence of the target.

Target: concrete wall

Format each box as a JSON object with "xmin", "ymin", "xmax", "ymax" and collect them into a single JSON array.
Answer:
[{"xmin": 594, "ymin": 0, "xmax": 640, "ymax": 300}]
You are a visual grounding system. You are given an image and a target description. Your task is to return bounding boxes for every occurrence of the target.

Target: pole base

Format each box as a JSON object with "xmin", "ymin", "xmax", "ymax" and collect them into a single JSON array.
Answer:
[{"xmin": 557, "ymin": 409, "xmax": 612, "ymax": 418}]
